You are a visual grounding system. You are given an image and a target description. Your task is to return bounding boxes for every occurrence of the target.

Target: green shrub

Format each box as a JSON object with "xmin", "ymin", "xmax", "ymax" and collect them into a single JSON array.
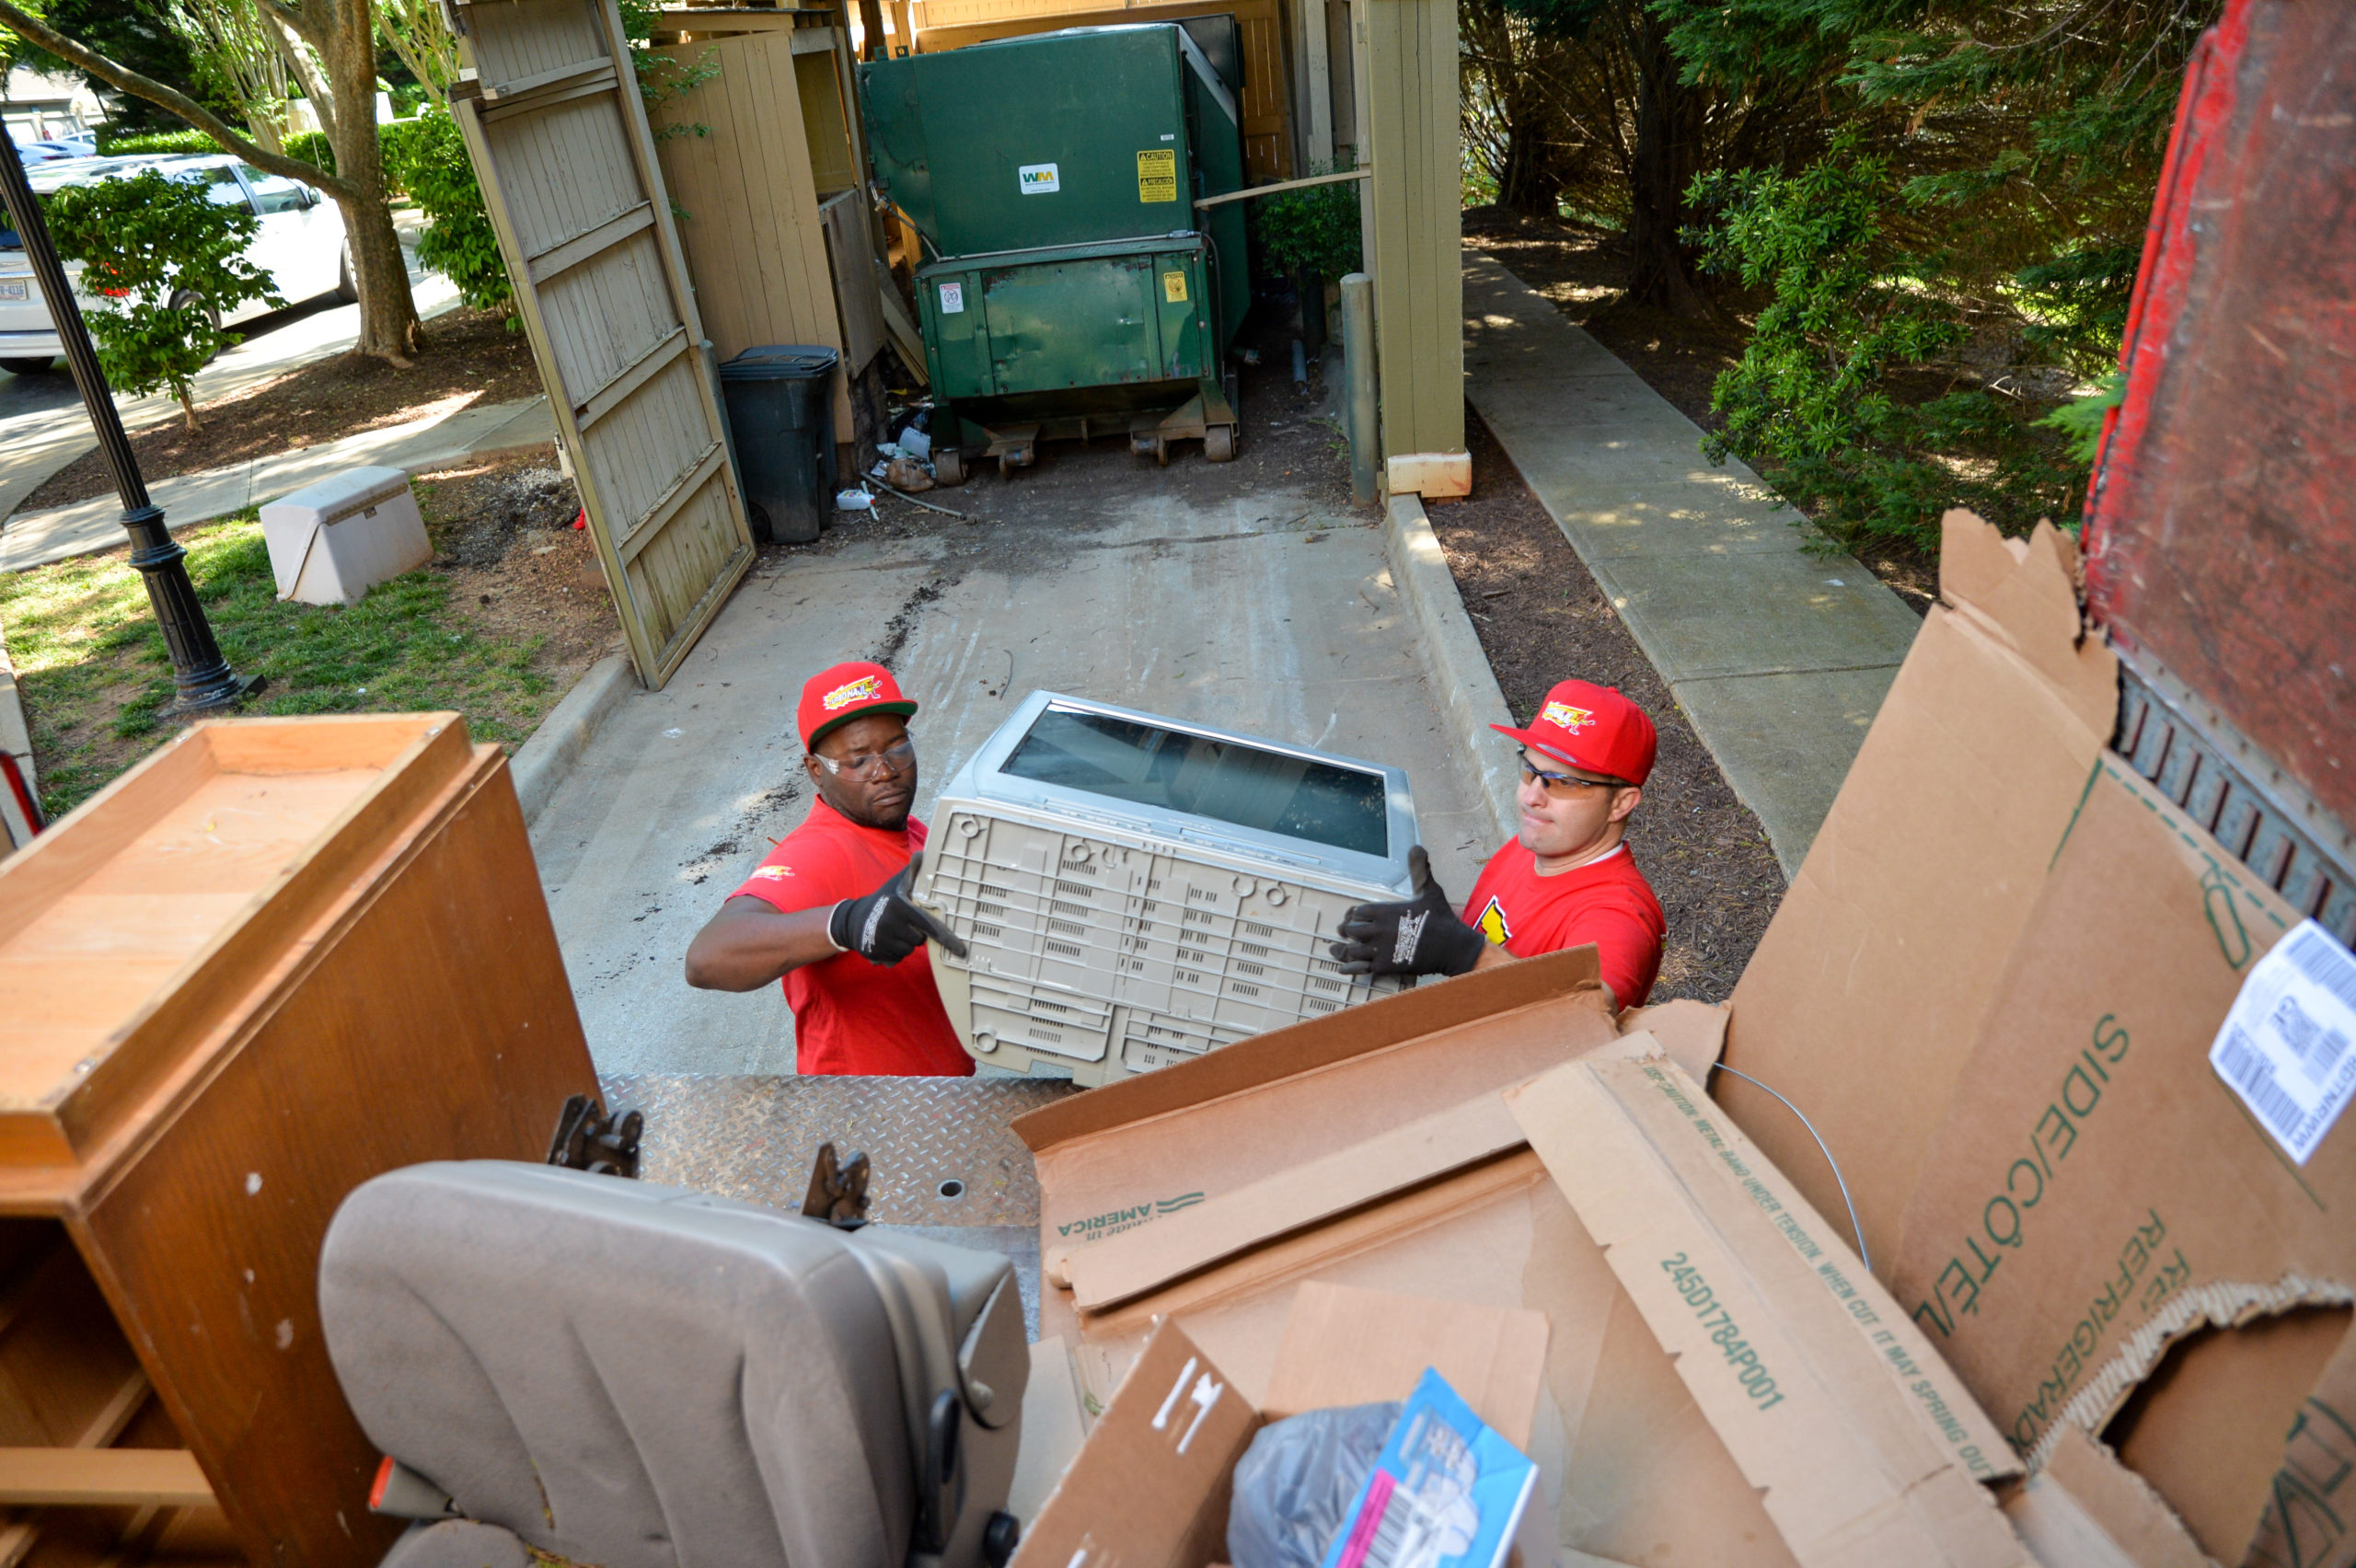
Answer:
[
  {"xmin": 284, "ymin": 128, "xmax": 335, "ymax": 175},
  {"xmin": 1688, "ymin": 139, "xmax": 2084, "ymax": 548},
  {"xmin": 379, "ymin": 109, "xmax": 509, "ymax": 315},
  {"xmin": 41, "ymin": 168, "xmax": 283, "ymax": 429},
  {"xmin": 1251, "ymin": 160, "xmax": 1363, "ymax": 280},
  {"xmin": 94, "ymin": 128, "xmax": 217, "ymax": 156}
]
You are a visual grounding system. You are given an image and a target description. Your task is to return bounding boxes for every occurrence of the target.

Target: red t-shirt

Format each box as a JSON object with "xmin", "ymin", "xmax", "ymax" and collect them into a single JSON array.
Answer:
[
  {"xmin": 727, "ymin": 799, "xmax": 974, "ymax": 1078},
  {"xmin": 1461, "ymin": 841, "xmax": 1666, "ymax": 1008}
]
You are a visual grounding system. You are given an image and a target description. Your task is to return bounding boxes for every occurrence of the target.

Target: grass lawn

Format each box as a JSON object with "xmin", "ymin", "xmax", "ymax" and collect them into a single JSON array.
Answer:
[{"xmin": 2, "ymin": 510, "xmax": 554, "ymax": 822}]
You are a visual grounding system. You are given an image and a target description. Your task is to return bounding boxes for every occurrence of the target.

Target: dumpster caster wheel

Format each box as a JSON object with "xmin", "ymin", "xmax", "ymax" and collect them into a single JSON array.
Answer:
[
  {"xmin": 934, "ymin": 448, "xmax": 964, "ymax": 486},
  {"xmin": 1205, "ymin": 425, "xmax": 1236, "ymax": 463},
  {"xmin": 1151, "ymin": 434, "xmax": 1170, "ymax": 467},
  {"xmin": 998, "ymin": 451, "xmax": 1018, "ymax": 479}
]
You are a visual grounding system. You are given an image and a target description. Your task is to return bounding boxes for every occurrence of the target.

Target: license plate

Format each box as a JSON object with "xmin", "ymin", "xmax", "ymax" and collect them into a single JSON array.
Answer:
[{"xmin": 0, "ymin": 281, "xmax": 28, "ymax": 302}]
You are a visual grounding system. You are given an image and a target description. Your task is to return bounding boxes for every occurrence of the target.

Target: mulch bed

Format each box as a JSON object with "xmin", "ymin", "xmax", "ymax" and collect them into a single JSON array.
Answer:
[
  {"xmin": 413, "ymin": 450, "xmax": 620, "ymax": 682},
  {"xmin": 1460, "ymin": 207, "xmax": 1942, "ymax": 617},
  {"xmin": 1424, "ymin": 408, "xmax": 1787, "ymax": 1004},
  {"xmin": 22, "ymin": 307, "xmax": 543, "ymax": 513}
]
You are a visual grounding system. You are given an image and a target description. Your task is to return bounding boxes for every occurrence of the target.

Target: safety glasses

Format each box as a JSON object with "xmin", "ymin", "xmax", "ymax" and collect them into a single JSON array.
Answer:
[
  {"xmin": 814, "ymin": 738, "xmax": 916, "ymax": 779},
  {"xmin": 1518, "ymin": 747, "xmax": 1620, "ymax": 798}
]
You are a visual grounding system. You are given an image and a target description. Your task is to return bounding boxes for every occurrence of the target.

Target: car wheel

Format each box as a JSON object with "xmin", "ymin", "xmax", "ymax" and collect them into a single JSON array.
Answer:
[
  {"xmin": 0, "ymin": 356, "xmax": 57, "ymax": 376},
  {"xmin": 169, "ymin": 291, "xmax": 225, "ymax": 363},
  {"xmin": 336, "ymin": 246, "xmax": 358, "ymax": 304}
]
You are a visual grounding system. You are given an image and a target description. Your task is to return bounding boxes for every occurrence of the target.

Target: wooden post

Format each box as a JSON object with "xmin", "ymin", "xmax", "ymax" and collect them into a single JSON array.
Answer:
[{"xmin": 1352, "ymin": 0, "xmax": 1467, "ymax": 498}]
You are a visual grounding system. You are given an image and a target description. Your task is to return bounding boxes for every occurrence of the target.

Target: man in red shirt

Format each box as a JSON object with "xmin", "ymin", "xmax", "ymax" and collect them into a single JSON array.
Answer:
[
  {"xmin": 683, "ymin": 661, "xmax": 975, "ymax": 1076},
  {"xmin": 1332, "ymin": 679, "xmax": 1667, "ymax": 1008}
]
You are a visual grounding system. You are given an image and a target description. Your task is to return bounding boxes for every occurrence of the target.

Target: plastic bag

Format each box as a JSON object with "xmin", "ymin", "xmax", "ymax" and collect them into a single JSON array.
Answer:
[{"xmin": 1227, "ymin": 1401, "xmax": 1402, "ymax": 1568}]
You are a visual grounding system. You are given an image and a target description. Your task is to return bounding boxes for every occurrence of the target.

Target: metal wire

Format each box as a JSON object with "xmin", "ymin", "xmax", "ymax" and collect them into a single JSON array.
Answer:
[{"xmin": 1708, "ymin": 1062, "xmax": 1873, "ymax": 1276}]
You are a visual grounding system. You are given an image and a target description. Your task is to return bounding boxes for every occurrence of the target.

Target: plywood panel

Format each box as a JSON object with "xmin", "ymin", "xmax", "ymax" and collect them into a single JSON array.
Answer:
[{"xmin": 454, "ymin": 0, "xmax": 756, "ymax": 688}]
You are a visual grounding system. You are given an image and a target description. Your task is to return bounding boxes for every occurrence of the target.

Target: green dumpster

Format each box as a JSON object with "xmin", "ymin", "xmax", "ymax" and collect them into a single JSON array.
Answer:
[{"xmin": 861, "ymin": 24, "xmax": 1247, "ymax": 476}]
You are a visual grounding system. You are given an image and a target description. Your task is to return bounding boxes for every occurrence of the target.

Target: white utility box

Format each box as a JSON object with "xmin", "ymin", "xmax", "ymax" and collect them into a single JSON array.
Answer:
[
  {"xmin": 913, "ymin": 692, "xmax": 1420, "ymax": 1085},
  {"xmin": 260, "ymin": 466, "xmax": 430, "ymax": 605}
]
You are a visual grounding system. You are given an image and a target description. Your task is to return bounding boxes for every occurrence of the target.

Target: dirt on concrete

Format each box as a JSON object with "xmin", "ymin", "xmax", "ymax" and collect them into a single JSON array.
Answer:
[
  {"xmin": 412, "ymin": 451, "xmax": 621, "ymax": 684},
  {"xmin": 1426, "ymin": 407, "xmax": 1787, "ymax": 1005},
  {"xmin": 1461, "ymin": 207, "xmax": 1941, "ymax": 618},
  {"xmin": 23, "ymin": 307, "xmax": 542, "ymax": 512},
  {"xmin": 773, "ymin": 302, "xmax": 1782, "ymax": 1003}
]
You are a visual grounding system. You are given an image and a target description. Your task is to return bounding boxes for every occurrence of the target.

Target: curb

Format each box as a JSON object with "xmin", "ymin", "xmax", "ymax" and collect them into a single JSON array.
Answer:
[
  {"xmin": 510, "ymin": 651, "xmax": 637, "ymax": 827},
  {"xmin": 1383, "ymin": 493, "xmax": 1519, "ymax": 848}
]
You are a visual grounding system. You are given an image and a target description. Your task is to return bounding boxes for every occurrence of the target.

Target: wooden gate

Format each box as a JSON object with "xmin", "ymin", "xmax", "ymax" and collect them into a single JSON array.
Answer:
[{"xmin": 449, "ymin": 0, "xmax": 756, "ymax": 688}]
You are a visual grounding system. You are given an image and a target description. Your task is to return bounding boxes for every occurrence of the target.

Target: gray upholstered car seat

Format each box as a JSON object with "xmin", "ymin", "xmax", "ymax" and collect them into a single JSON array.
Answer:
[{"xmin": 318, "ymin": 1161, "xmax": 1027, "ymax": 1568}]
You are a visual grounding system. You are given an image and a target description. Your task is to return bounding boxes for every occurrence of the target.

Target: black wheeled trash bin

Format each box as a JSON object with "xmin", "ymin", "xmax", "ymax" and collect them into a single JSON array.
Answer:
[{"xmin": 718, "ymin": 345, "xmax": 839, "ymax": 545}]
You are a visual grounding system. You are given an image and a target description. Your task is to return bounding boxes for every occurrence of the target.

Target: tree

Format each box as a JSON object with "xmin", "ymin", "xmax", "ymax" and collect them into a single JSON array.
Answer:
[
  {"xmin": 167, "ymin": 0, "xmax": 294, "ymax": 155},
  {"xmin": 44, "ymin": 167, "xmax": 283, "ymax": 429},
  {"xmin": 0, "ymin": 0, "xmax": 423, "ymax": 363}
]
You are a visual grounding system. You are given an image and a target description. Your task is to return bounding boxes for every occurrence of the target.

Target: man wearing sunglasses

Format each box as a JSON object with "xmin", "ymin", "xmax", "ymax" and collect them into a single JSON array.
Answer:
[
  {"xmin": 1331, "ymin": 679, "xmax": 1666, "ymax": 1008},
  {"xmin": 684, "ymin": 661, "xmax": 976, "ymax": 1076}
]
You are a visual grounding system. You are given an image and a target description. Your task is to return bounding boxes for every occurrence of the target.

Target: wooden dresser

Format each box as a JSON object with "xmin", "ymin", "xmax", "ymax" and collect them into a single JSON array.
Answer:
[{"xmin": 0, "ymin": 715, "xmax": 603, "ymax": 1568}]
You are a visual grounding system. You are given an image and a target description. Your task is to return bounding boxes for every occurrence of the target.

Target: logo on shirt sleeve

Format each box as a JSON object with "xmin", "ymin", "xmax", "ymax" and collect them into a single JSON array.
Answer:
[
  {"xmin": 1474, "ymin": 894, "xmax": 1511, "ymax": 946},
  {"xmin": 749, "ymin": 864, "xmax": 794, "ymax": 881}
]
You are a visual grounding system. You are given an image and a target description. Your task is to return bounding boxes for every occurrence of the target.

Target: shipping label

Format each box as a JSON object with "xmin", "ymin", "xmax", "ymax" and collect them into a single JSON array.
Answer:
[{"xmin": 2210, "ymin": 919, "xmax": 2356, "ymax": 1163}]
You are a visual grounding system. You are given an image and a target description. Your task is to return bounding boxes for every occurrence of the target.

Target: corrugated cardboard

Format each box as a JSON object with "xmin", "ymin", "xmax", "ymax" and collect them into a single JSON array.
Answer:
[
  {"xmin": 1887, "ymin": 753, "xmax": 2356, "ymax": 1560},
  {"xmin": 1010, "ymin": 1287, "xmax": 1551, "ymax": 1568},
  {"xmin": 2000, "ymin": 1426, "xmax": 2208, "ymax": 1568},
  {"xmin": 1019, "ymin": 945, "xmax": 2027, "ymax": 1565},
  {"xmin": 1507, "ymin": 1056, "xmax": 2029, "ymax": 1568},
  {"xmin": 1719, "ymin": 513, "xmax": 2119, "ymax": 1265}
]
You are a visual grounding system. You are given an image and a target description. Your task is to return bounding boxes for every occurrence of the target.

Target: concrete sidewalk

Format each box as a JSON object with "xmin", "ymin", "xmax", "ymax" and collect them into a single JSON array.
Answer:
[
  {"xmin": 530, "ymin": 478, "xmax": 1500, "ymax": 1078},
  {"xmin": 0, "ymin": 221, "xmax": 458, "ymax": 525},
  {"xmin": 1462, "ymin": 253, "xmax": 1923, "ymax": 873},
  {"xmin": 0, "ymin": 392, "xmax": 552, "ymax": 573}
]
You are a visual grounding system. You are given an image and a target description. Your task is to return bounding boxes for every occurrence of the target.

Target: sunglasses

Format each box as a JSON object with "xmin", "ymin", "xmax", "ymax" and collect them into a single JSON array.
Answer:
[
  {"xmin": 814, "ymin": 737, "xmax": 916, "ymax": 779},
  {"xmin": 1518, "ymin": 747, "xmax": 1623, "ymax": 798}
]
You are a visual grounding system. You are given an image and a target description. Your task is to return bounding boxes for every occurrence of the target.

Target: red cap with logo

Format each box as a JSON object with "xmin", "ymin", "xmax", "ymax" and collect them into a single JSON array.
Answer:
[
  {"xmin": 797, "ymin": 661, "xmax": 918, "ymax": 751},
  {"xmin": 1491, "ymin": 679, "xmax": 1657, "ymax": 786}
]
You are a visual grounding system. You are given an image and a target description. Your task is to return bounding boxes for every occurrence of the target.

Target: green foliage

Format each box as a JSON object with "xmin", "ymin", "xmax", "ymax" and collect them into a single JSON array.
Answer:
[
  {"xmin": 40, "ymin": 167, "xmax": 282, "ymax": 421},
  {"xmin": 94, "ymin": 127, "xmax": 216, "ymax": 155},
  {"xmin": 2040, "ymin": 371, "xmax": 2127, "ymax": 465},
  {"xmin": 379, "ymin": 109, "xmax": 510, "ymax": 315},
  {"xmin": 1250, "ymin": 162, "xmax": 1363, "ymax": 280},
  {"xmin": 1690, "ymin": 139, "xmax": 2084, "ymax": 548},
  {"xmin": 283, "ymin": 127, "xmax": 334, "ymax": 174}
]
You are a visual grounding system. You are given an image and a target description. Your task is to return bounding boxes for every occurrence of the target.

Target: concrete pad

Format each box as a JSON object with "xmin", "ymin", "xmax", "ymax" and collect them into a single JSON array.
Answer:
[
  {"xmin": 1462, "ymin": 249, "xmax": 1926, "ymax": 870},
  {"xmin": 1590, "ymin": 548, "xmax": 1925, "ymax": 684},
  {"xmin": 532, "ymin": 484, "xmax": 1496, "ymax": 1078},
  {"xmin": 1670, "ymin": 666, "xmax": 1904, "ymax": 874}
]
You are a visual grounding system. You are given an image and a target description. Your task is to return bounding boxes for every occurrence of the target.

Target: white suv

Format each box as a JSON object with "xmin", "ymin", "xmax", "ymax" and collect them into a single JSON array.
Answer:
[{"xmin": 0, "ymin": 153, "xmax": 353, "ymax": 376}]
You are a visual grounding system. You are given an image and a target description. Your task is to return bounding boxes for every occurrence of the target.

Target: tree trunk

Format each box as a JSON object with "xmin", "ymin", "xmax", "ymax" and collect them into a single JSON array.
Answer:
[
  {"xmin": 318, "ymin": 6, "xmax": 420, "ymax": 361},
  {"xmin": 1623, "ymin": 14, "xmax": 1710, "ymax": 318}
]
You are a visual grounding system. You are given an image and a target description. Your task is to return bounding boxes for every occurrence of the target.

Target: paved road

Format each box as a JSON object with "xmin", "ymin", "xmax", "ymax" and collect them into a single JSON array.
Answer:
[
  {"xmin": 0, "ymin": 217, "xmax": 455, "ymax": 524},
  {"xmin": 530, "ymin": 432, "xmax": 1497, "ymax": 1078}
]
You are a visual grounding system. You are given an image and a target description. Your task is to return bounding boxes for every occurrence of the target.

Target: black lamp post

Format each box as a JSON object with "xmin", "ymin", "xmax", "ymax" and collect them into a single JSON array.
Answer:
[{"xmin": 0, "ymin": 136, "xmax": 258, "ymax": 713}]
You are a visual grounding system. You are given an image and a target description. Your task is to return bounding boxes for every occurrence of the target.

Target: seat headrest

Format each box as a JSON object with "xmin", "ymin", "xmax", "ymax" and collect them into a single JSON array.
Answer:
[{"xmin": 318, "ymin": 1161, "xmax": 917, "ymax": 1568}]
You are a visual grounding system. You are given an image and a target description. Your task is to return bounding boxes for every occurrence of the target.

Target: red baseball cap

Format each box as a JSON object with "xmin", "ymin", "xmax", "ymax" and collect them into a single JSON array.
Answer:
[
  {"xmin": 1492, "ymin": 679, "xmax": 1657, "ymax": 786},
  {"xmin": 797, "ymin": 661, "xmax": 917, "ymax": 750}
]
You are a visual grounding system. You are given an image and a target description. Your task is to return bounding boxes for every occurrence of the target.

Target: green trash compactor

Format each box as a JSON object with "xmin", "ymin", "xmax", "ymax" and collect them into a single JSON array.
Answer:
[{"xmin": 860, "ymin": 24, "xmax": 1249, "ymax": 478}]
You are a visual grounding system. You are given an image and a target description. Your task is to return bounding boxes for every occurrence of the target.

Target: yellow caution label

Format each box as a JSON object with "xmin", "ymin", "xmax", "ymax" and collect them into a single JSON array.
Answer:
[
  {"xmin": 1137, "ymin": 148, "xmax": 1178, "ymax": 203},
  {"xmin": 1163, "ymin": 270, "xmax": 1188, "ymax": 303}
]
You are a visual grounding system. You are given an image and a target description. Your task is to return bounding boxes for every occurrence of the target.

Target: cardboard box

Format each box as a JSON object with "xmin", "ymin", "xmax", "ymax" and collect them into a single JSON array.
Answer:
[
  {"xmin": 1887, "ymin": 752, "xmax": 2356, "ymax": 1561},
  {"xmin": 1017, "ymin": 942, "xmax": 2039, "ymax": 1565},
  {"xmin": 1506, "ymin": 1055, "xmax": 2029, "ymax": 1568},
  {"xmin": 1011, "ymin": 1284, "xmax": 1550, "ymax": 1568},
  {"xmin": 1718, "ymin": 515, "xmax": 2119, "ymax": 1262}
]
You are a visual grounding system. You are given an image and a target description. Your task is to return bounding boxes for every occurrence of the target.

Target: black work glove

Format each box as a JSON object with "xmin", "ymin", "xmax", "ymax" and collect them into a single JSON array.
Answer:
[
  {"xmin": 828, "ymin": 857, "xmax": 970, "ymax": 966},
  {"xmin": 1329, "ymin": 846, "xmax": 1488, "ymax": 978}
]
